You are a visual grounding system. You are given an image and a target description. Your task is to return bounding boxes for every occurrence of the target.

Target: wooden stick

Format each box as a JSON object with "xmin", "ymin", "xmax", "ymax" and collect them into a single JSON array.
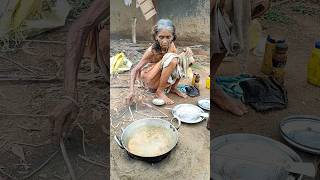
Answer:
[
  {"xmin": 22, "ymin": 150, "xmax": 59, "ymax": 179},
  {"xmin": 14, "ymin": 142, "xmax": 50, "ymax": 148},
  {"xmin": 60, "ymin": 139, "xmax": 76, "ymax": 180},
  {"xmin": 141, "ymin": 101, "xmax": 169, "ymax": 118},
  {"xmin": 128, "ymin": 106, "xmax": 135, "ymax": 121},
  {"xmin": 116, "ymin": 73, "xmax": 130, "ymax": 76},
  {"xmin": 110, "ymin": 85, "xmax": 141, "ymax": 88},
  {"xmin": 77, "ymin": 123, "xmax": 87, "ymax": 156},
  {"xmin": 53, "ymin": 174, "xmax": 64, "ymax": 180},
  {"xmin": 135, "ymin": 102, "xmax": 138, "ymax": 112},
  {"xmin": 152, "ymin": 106, "xmax": 169, "ymax": 118},
  {"xmin": 16, "ymin": 124, "xmax": 41, "ymax": 131},
  {"xmin": 0, "ymin": 140, "xmax": 8, "ymax": 150},
  {"xmin": 23, "ymin": 40, "xmax": 66, "ymax": 45},
  {"xmin": 26, "ymin": 65, "xmax": 44, "ymax": 72},
  {"xmin": 110, "ymin": 121, "xmax": 120, "ymax": 129},
  {"xmin": 0, "ymin": 55, "xmax": 39, "ymax": 75},
  {"xmin": 132, "ymin": 17, "xmax": 137, "ymax": 44},
  {"xmin": 22, "ymin": 42, "xmax": 39, "ymax": 56},
  {"xmin": 0, "ymin": 76, "xmax": 104, "ymax": 83},
  {"xmin": 15, "ymin": 163, "xmax": 32, "ymax": 166},
  {"xmin": 135, "ymin": 111, "xmax": 167, "ymax": 118},
  {"xmin": 110, "ymin": 85, "xmax": 129, "ymax": 88},
  {"xmin": 0, "ymin": 78, "xmax": 58, "ymax": 82},
  {"xmin": 77, "ymin": 165, "xmax": 93, "ymax": 179},
  {"xmin": 141, "ymin": 101, "xmax": 153, "ymax": 108},
  {"xmin": 78, "ymin": 155, "xmax": 107, "ymax": 168},
  {"xmin": 0, "ymin": 67, "xmax": 19, "ymax": 72},
  {"xmin": 111, "ymin": 107, "xmax": 128, "ymax": 122},
  {"xmin": 271, "ymin": 0, "xmax": 290, "ymax": 7},
  {"xmin": 55, "ymin": 62, "xmax": 63, "ymax": 78},
  {"xmin": 0, "ymin": 113, "xmax": 49, "ymax": 118}
]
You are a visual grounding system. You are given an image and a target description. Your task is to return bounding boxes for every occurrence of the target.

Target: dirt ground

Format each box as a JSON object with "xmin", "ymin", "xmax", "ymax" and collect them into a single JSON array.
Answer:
[
  {"xmin": 0, "ymin": 25, "xmax": 108, "ymax": 180},
  {"xmin": 0, "ymin": 1, "xmax": 111, "ymax": 179},
  {"xmin": 109, "ymin": 40, "xmax": 210, "ymax": 180},
  {"xmin": 212, "ymin": 2, "xmax": 320, "ymax": 179}
]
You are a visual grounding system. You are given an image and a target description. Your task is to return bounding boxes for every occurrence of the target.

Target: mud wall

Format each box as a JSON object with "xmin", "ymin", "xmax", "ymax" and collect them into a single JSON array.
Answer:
[{"xmin": 110, "ymin": 0, "xmax": 210, "ymax": 43}]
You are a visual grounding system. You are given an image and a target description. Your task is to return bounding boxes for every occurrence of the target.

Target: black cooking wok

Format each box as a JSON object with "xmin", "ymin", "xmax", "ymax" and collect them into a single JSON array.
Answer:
[{"xmin": 114, "ymin": 118, "xmax": 181, "ymax": 163}]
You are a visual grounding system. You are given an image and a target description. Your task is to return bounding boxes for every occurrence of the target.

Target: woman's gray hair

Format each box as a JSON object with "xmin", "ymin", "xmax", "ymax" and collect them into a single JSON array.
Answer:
[
  {"xmin": 156, "ymin": 19, "xmax": 174, "ymax": 32},
  {"xmin": 152, "ymin": 19, "xmax": 176, "ymax": 42}
]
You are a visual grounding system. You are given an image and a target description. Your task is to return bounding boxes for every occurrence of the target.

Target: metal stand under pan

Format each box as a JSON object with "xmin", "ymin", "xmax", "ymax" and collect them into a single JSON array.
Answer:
[{"xmin": 126, "ymin": 151, "xmax": 171, "ymax": 163}]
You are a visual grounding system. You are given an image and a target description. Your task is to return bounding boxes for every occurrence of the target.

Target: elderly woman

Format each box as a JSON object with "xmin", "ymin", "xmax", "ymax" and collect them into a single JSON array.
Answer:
[
  {"xmin": 126, "ymin": 19, "xmax": 195, "ymax": 105},
  {"xmin": 208, "ymin": 0, "xmax": 270, "ymax": 129}
]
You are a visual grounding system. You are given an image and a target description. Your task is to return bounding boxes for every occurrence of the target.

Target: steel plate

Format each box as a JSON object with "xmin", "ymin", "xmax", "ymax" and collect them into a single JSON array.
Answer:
[
  {"xmin": 198, "ymin": 98, "xmax": 210, "ymax": 111},
  {"xmin": 280, "ymin": 115, "xmax": 320, "ymax": 155},
  {"xmin": 172, "ymin": 104, "xmax": 205, "ymax": 123},
  {"xmin": 211, "ymin": 134, "xmax": 303, "ymax": 180}
]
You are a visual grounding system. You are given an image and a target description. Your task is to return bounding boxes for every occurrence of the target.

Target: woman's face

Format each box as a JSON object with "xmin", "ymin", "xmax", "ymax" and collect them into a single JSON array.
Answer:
[{"xmin": 156, "ymin": 29, "xmax": 173, "ymax": 51}]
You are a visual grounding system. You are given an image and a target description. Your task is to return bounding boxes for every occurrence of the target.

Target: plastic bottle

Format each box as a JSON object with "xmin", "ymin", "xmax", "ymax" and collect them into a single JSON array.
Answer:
[
  {"xmin": 307, "ymin": 41, "xmax": 320, "ymax": 87},
  {"xmin": 261, "ymin": 35, "xmax": 285, "ymax": 75},
  {"xmin": 194, "ymin": 73, "xmax": 200, "ymax": 89},
  {"xmin": 272, "ymin": 42, "xmax": 288, "ymax": 85},
  {"xmin": 253, "ymin": 35, "xmax": 266, "ymax": 57},
  {"xmin": 192, "ymin": 73, "xmax": 196, "ymax": 86},
  {"xmin": 206, "ymin": 76, "xmax": 210, "ymax": 89}
]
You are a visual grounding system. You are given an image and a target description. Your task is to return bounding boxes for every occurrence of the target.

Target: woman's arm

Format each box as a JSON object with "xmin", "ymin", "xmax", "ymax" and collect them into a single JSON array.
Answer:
[
  {"xmin": 126, "ymin": 47, "xmax": 153, "ymax": 103},
  {"xmin": 64, "ymin": 0, "xmax": 108, "ymax": 98},
  {"xmin": 50, "ymin": 0, "xmax": 108, "ymax": 143},
  {"xmin": 170, "ymin": 42, "xmax": 192, "ymax": 56}
]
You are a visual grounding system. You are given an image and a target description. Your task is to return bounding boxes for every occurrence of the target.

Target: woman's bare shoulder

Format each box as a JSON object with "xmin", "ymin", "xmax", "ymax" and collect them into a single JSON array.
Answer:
[
  {"xmin": 143, "ymin": 46, "xmax": 154, "ymax": 55},
  {"xmin": 140, "ymin": 46, "xmax": 155, "ymax": 62}
]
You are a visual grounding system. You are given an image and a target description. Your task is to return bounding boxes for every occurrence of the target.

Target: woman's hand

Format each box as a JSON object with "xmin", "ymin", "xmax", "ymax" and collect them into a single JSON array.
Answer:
[
  {"xmin": 183, "ymin": 47, "xmax": 193, "ymax": 56},
  {"xmin": 126, "ymin": 91, "xmax": 135, "ymax": 105},
  {"xmin": 49, "ymin": 98, "xmax": 80, "ymax": 144}
]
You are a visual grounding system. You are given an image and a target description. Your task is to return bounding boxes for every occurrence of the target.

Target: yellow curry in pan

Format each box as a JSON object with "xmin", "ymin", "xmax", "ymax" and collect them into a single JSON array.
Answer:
[{"xmin": 127, "ymin": 126, "xmax": 173, "ymax": 157}]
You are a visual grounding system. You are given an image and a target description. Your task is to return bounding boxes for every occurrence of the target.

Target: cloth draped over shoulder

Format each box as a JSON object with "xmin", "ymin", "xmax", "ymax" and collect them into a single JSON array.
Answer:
[
  {"xmin": 160, "ymin": 53, "xmax": 191, "ymax": 85},
  {"xmin": 212, "ymin": 0, "xmax": 251, "ymax": 56}
]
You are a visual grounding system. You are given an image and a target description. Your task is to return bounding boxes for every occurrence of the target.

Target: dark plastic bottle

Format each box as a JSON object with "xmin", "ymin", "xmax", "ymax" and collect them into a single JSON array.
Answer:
[{"xmin": 272, "ymin": 42, "xmax": 288, "ymax": 85}]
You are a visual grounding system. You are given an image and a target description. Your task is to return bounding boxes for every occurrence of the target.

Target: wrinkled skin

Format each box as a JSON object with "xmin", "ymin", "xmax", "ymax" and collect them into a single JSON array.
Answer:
[
  {"xmin": 156, "ymin": 29, "xmax": 173, "ymax": 53},
  {"xmin": 49, "ymin": 0, "xmax": 109, "ymax": 143}
]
